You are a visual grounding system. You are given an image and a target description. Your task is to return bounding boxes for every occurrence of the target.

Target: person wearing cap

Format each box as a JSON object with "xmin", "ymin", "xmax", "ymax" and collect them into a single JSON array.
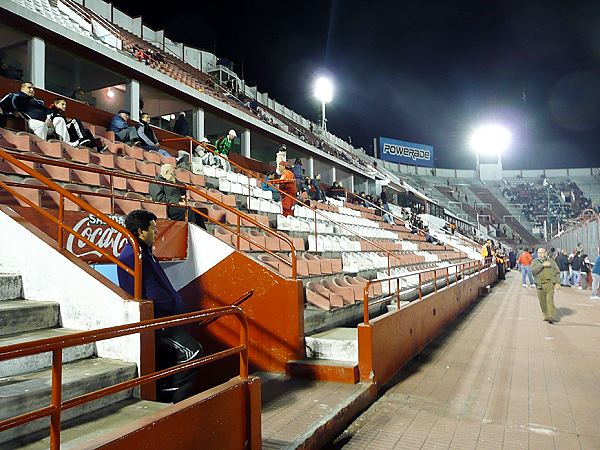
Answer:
[
  {"xmin": 213, "ymin": 129, "xmax": 236, "ymax": 171},
  {"xmin": 109, "ymin": 109, "xmax": 139, "ymax": 145}
]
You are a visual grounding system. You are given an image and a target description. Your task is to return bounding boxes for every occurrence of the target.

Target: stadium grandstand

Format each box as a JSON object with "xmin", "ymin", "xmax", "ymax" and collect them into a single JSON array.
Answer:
[{"xmin": 0, "ymin": 1, "xmax": 599, "ymax": 449}]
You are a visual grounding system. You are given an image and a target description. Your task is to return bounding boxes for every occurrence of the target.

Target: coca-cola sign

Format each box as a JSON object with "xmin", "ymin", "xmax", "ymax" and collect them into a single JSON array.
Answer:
[
  {"xmin": 11, "ymin": 207, "xmax": 188, "ymax": 263},
  {"xmin": 66, "ymin": 213, "xmax": 128, "ymax": 260}
]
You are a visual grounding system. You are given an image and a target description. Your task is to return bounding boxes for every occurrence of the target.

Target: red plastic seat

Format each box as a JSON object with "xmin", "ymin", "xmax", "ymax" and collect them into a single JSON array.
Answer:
[
  {"xmin": 70, "ymin": 168, "xmax": 101, "ymax": 187},
  {"xmin": 322, "ymin": 279, "xmax": 354, "ymax": 305}
]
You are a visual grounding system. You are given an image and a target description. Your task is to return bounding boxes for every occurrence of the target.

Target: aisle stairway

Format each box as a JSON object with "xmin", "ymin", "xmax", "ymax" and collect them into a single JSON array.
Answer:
[{"xmin": 0, "ymin": 273, "xmax": 166, "ymax": 448}]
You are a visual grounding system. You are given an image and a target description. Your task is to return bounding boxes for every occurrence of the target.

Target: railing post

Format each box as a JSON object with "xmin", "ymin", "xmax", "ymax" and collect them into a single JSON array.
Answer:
[
  {"xmin": 57, "ymin": 195, "xmax": 64, "ymax": 250},
  {"xmin": 109, "ymin": 174, "xmax": 115, "ymax": 214},
  {"xmin": 363, "ymin": 282, "xmax": 370, "ymax": 325},
  {"xmin": 50, "ymin": 348, "xmax": 62, "ymax": 450},
  {"xmin": 446, "ymin": 267, "xmax": 450, "ymax": 287},
  {"xmin": 396, "ymin": 278, "xmax": 400, "ymax": 309},
  {"xmin": 239, "ymin": 315, "xmax": 248, "ymax": 380},
  {"xmin": 418, "ymin": 272, "xmax": 422, "ymax": 300},
  {"xmin": 236, "ymin": 216, "xmax": 241, "ymax": 250},
  {"xmin": 433, "ymin": 269, "xmax": 437, "ymax": 293},
  {"xmin": 314, "ymin": 209, "xmax": 318, "ymax": 250}
]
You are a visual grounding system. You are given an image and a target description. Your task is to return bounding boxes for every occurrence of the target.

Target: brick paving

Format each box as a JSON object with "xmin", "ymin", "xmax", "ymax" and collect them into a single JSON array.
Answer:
[{"xmin": 330, "ymin": 271, "xmax": 600, "ymax": 449}]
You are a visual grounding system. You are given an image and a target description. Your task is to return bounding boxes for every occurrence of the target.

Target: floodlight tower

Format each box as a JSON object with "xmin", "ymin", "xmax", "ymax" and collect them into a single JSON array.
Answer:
[
  {"xmin": 314, "ymin": 76, "xmax": 333, "ymax": 132},
  {"xmin": 469, "ymin": 124, "xmax": 512, "ymax": 181}
]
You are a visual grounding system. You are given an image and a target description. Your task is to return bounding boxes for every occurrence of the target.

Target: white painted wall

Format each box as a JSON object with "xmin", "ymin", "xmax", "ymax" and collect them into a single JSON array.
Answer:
[
  {"xmin": 162, "ymin": 224, "xmax": 234, "ymax": 291},
  {"xmin": 0, "ymin": 210, "xmax": 141, "ymax": 366}
]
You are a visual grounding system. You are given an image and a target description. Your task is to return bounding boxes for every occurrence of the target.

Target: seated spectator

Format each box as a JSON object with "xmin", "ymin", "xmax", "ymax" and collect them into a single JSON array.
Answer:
[
  {"xmin": 173, "ymin": 112, "xmax": 189, "ymax": 136},
  {"xmin": 326, "ymin": 181, "xmax": 345, "ymax": 199},
  {"xmin": 1, "ymin": 81, "xmax": 51, "ymax": 139},
  {"xmin": 109, "ymin": 109, "xmax": 139, "ymax": 145},
  {"xmin": 71, "ymin": 87, "xmax": 88, "ymax": 105},
  {"xmin": 149, "ymin": 164, "xmax": 205, "ymax": 229},
  {"xmin": 291, "ymin": 158, "xmax": 303, "ymax": 192},
  {"xmin": 261, "ymin": 172, "xmax": 281, "ymax": 202},
  {"xmin": 117, "ymin": 210, "xmax": 203, "ymax": 403},
  {"xmin": 213, "ymin": 129, "xmax": 236, "ymax": 172},
  {"xmin": 47, "ymin": 98, "xmax": 97, "ymax": 150},
  {"xmin": 138, "ymin": 112, "xmax": 170, "ymax": 157}
]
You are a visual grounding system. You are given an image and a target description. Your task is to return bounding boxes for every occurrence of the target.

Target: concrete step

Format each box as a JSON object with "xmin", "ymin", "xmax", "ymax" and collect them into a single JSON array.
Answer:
[
  {"xmin": 287, "ymin": 358, "xmax": 359, "ymax": 384},
  {"xmin": 2, "ymin": 399, "xmax": 168, "ymax": 450},
  {"xmin": 0, "ymin": 300, "xmax": 59, "ymax": 337},
  {"xmin": 0, "ymin": 274, "xmax": 22, "ymax": 301},
  {"xmin": 305, "ymin": 328, "xmax": 358, "ymax": 362},
  {"xmin": 0, "ymin": 328, "xmax": 96, "ymax": 378},
  {"xmin": 0, "ymin": 357, "xmax": 137, "ymax": 445}
]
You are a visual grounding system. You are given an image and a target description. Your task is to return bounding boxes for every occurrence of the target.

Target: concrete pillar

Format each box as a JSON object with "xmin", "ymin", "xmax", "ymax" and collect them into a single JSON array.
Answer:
[
  {"xmin": 241, "ymin": 128, "xmax": 251, "ymax": 158},
  {"xmin": 331, "ymin": 166, "xmax": 337, "ymax": 183},
  {"xmin": 126, "ymin": 79, "xmax": 140, "ymax": 122},
  {"xmin": 192, "ymin": 107, "xmax": 205, "ymax": 140},
  {"xmin": 28, "ymin": 37, "xmax": 45, "ymax": 89},
  {"xmin": 350, "ymin": 174, "xmax": 355, "ymax": 192},
  {"xmin": 307, "ymin": 157, "xmax": 314, "ymax": 178}
]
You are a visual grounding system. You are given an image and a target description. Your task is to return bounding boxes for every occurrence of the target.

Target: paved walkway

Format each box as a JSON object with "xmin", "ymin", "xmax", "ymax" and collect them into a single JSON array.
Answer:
[{"xmin": 331, "ymin": 271, "xmax": 600, "ymax": 449}]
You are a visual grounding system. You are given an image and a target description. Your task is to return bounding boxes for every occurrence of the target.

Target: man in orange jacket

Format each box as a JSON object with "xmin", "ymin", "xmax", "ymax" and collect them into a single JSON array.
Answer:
[
  {"xmin": 271, "ymin": 160, "xmax": 297, "ymax": 217},
  {"xmin": 518, "ymin": 248, "xmax": 535, "ymax": 287}
]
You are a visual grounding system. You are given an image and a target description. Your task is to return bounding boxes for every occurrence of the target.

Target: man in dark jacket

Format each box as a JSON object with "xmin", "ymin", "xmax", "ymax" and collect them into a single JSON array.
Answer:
[
  {"xmin": 4, "ymin": 82, "xmax": 52, "ymax": 139},
  {"xmin": 310, "ymin": 173, "xmax": 326, "ymax": 202},
  {"xmin": 117, "ymin": 209, "xmax": 202, "ymax": 403},
  {"xmin": 556, "ymin": 249, "xmax": 570, "ymax": 286},
  {"xmin": 137, "ymin": 112, "xmax": 170, "ymax": 157},
  {"xmin": 173, "ymin": 112, "xmax": 189, "ymax": 136},
  {"xmin": 571, "ymin": 251, "xmax": 583, "ymax": 287},
  {"xmin": 108, "ymin": 109, "xmax": 138, "ymax": 144},
  {"xmin": 149, "ymin": 164, "xmax": 205, "ymax": 229}
]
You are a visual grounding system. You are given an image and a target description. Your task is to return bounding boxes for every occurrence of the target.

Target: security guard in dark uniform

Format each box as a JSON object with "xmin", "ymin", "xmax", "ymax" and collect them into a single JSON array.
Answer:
[{"xmin": 531, "ymin": 248, "xmax": 560, "ymax": 324}]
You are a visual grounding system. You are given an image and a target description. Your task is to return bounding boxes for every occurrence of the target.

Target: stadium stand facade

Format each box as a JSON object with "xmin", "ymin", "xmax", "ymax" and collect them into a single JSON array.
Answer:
[{"xmin": 0, "ymin": 0, "xmax": 597, "ymax": 448}]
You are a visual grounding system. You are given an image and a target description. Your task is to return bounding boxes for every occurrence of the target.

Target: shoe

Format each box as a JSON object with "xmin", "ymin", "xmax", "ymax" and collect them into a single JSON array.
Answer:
[
  {"xmin": 522, "ymin": 284, "xmax": 527, "ymax": 288},
  {"xmin": 548, "ymin": 319, "xmax": 555, "ymax": 324},
  {"xmin": 578, "ymin": 286, "xmax": 583, "ymax": 290},
  {"xmin": 530, "ymin": 284, "xmax": 535, "ymax": 288},
  {"xmin": 591, "ymin": 296, "xmax": 599, "ymax": 300}
]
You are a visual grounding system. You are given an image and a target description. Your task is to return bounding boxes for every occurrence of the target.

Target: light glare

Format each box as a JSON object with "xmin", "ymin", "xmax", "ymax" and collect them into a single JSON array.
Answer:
[
  {"xmin": 470, "ymin": 125, "xmax": 512, "ymax": 154},
  {"xmin": 314, "ymin": 76, "xmax": 333, "ymax": 103}
]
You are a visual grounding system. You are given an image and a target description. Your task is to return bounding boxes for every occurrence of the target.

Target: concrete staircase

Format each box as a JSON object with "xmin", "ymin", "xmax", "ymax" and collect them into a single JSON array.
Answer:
[{"xmin": 0, "ymin": 273, "xmax": 165, "ymax": 448}]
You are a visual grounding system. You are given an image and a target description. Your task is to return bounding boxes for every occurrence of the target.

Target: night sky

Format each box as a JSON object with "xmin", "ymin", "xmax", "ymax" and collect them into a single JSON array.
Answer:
[{"xmin": 112, "ymin": 0, "xmax": 600, "ymax": 170}]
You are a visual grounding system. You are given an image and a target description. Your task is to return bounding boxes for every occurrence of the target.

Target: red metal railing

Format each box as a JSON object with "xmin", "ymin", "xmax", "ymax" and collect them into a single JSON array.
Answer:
[
  {"xmin": 0, "ymin": 147, "xmax": 297, "ymax": 278},
  {"xmin": 0, "ymin": 300, "xmax": 251, "ymax": 450},
  {"xmin": 361, "ymin": 260, "xmax": 489, "ymax": 325},
  {"xmin": 0, "ymin": 148, "xmax": 143, "ymax": 299}
]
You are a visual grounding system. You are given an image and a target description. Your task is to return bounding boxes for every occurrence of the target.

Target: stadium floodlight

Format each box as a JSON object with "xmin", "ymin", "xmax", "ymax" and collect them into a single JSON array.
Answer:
[
  {"xmin": 469, "ymin": 124, "xmax": 512, "ymax": 155},
  {"xmin": 314, "ymin": 76, "xmax": 333, "ymax": 131}
]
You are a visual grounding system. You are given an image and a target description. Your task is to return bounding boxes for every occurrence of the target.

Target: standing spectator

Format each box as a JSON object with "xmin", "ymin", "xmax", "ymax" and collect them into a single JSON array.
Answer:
[
  {"xmin": 214, "ymin": 129, "xmax": 236, "ymax": 171},
  {"xmin": 380, "ymin": 188, "xmax": 388, "ymax": 205},
  {"xmin": 138, "ymin": 112, "xmax": 170, "ymax": 157},
  {"xmin": 556, "ymin": 249, "xmax": 571, "ymax": 286},
  {"xmin": 581, "ymin": 255, "xmax": 591, "ymax": 290},
  {"xmin": 117, "ymin": 210, "xmax": 203, "ymax": 402},
  {"xmin": 508, "ymin": 249, "xmax": 516, "ymax": 269},
  {"xmin": 3, "ymin": 82, "xmax": 51, "ymax": 139},
  {"xmin": 517, "ymin": 248, "xmax": 535, "ymax": 287},
  {"xmin": 109, "ymin": 109, "xmax": 139, "ymax": 145},
  {"xmin": 71, "ymin": 87, "xmax": 88, "ymax": 105},
  {"xmin": 591, "ymin": 254, "xmax": 600, "ymax": 300},
  {"xmin": 311, "ymin": 173, "xmax": 326, "ymax": 202},
  {"xmin": 570, "ymin": 251, "xmax": 583, "ymax": 288},
  {"xmin": 271, "ymin": 160, "xmax": 296, "ymax": 217},
  {"xmin": 149, "ymin": 164, "xmax": 205, "ymax": 229},
  {"xmin": 291, "ymin": 158, "xmax": 303, "ymax": 192},
  {"xmin": 173, "ymin": 112, "xmax": 189, "ymax": 136},
  {"xmin": 531, "ymin": 248, "xmax": 560, "ymax": 324},
  {"xmin": 480, "ymin": 239, "xmax": 495, "ymax": 264}
]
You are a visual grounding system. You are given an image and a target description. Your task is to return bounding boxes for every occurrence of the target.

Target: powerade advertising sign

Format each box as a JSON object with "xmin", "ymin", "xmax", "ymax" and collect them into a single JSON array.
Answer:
[{"xmin": 379, "ymin": 137, "xmax": 434, "ymax": 168}]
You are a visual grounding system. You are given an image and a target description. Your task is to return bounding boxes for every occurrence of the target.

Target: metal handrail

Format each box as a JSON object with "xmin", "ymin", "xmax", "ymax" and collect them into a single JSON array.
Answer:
[
  {"xmin": 361, "ymin": 260, "xmax": 488, "ymax": 325},
  {"xmin": 0, "ymin": 148, "xmax": 298, "ymax": 278},
  {"xmin": 160, "ymin": 136, "xmax": 430, "ymax": 277},
  {"xmin": 0, "ymin": 148, "xmax": 143, "ymax": 299},
  {"xmin": 0, "ymin": 301, "xmax": 250, "ymax": 450}
]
